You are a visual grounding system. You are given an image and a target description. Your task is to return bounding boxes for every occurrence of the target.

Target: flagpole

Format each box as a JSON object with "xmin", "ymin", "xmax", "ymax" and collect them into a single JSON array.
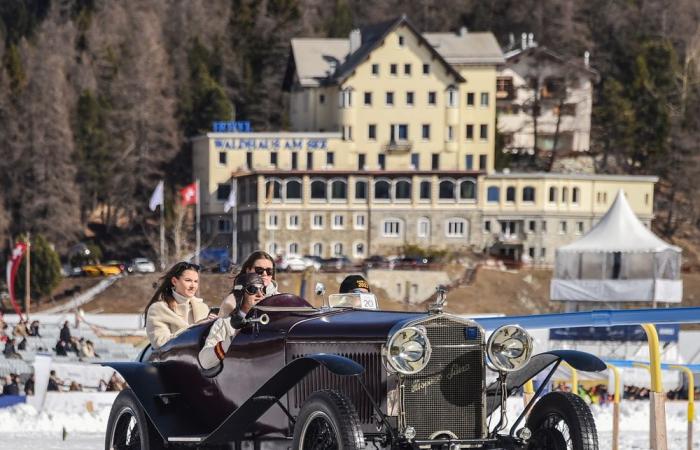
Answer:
[
  {"xmin": 195, "ymin": 179, "xmax": 201, "ymax": 265},
  {"xmin": 159, "ymin": 195, "xmax": 165, "ymax": 271},
  {"xmin": 25, "ymin": 232, "xmax": 30, "ymax": 318},
  {"xmin": 231, "ymin": 179, "xmax": 237, "ymax": 264}
]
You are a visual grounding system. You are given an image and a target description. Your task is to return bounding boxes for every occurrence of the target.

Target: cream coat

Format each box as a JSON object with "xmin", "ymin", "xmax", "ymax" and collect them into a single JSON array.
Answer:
[{"xmin": 146, "ymin": 298, "xmax": 210, "ymax": 349}]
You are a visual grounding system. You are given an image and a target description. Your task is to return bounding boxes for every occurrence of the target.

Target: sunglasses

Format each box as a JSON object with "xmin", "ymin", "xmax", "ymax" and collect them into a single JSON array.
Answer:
[
  {"xmin": 253, "ymin": 266, "xmax": 274, "ymax": 276},
  {"xmin": 244, "ymin": 284, "xmax": 265, "ymax": 295}
]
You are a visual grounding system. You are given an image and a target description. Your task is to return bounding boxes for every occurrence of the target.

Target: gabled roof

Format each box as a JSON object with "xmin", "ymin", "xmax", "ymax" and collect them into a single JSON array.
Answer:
[
  {"xmin": 423, "ymin": 32, "xmax": 504, "ymax": 65},
  {"xmin": 503, "ymin": 45, "xmax": 599, "ymax": 81}
]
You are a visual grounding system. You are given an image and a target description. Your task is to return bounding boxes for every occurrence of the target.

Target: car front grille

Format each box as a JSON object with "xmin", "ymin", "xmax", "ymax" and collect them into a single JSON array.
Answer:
[{"xmin": 401, "ymin": 315, "xmax": 485, "ymax": 440}]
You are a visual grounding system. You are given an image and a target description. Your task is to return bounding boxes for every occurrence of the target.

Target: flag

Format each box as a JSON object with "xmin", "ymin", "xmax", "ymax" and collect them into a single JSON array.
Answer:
[
  {"xmin": 180, "ymin": 182, "xmax": 197, "ymax": 206},
  {"xmin": 224, "ymin": 180, "xmax": 237, "ymax": 213},
  {"xmin": 5, "ymin": 242, "xmax": 27, "ymax": 318},
  {"xmin": 149, "ymin": 180, "xmax": 164, "ymax": 211}
]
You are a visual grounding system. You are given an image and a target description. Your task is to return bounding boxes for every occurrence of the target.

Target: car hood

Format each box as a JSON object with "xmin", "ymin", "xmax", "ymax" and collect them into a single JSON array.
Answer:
[{"xmin": 286, "ymin": 308, "xmax": 425, "ymax": 341}]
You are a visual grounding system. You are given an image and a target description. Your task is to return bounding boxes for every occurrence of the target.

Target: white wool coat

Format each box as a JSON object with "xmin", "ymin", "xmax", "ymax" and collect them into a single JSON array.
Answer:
[{"xmin": 146, "ymin": 298, "xmax": 210, "ymax": 349}]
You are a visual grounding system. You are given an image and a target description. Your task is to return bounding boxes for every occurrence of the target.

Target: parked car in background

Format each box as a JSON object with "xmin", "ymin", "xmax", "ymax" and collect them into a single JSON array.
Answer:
[
  {"xmin": 61, "ymin": 264, "xmax": 84, "ymax": 277},
  {"xmin": 82, "ymin": 263, "xmax": 123, "ymax": 277},
  {"xmin": 393, "ymin": 256, "xmax": 432, "ymax": 269},
  {"xmin": 362, "ymin": 255, "xmax": 391, "ymax": 270},
  {"xmin": 277, "ymin": 256, "xmax": 308, "ymax": 272},
  {"xmin": 127, "ymin": 258, "xmax": 156, "ymax": 274},
  {"xmin": 321, "ymin": 255, "xmax": 354, "ymax": 271}
]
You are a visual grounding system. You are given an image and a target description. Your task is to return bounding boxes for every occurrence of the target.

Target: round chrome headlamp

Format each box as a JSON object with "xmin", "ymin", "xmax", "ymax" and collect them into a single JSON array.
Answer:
[
  {"xmin": 486, "ymin": 325, "xmax": 533, "ymax": 372},
  {"xmin": 385, "ymin": 326, "xmax": 432, "ymax": 374}
]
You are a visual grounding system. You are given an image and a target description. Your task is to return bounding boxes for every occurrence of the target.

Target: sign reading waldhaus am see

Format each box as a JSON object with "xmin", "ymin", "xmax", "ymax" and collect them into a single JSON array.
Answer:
[{"xmin": 214, "ymin": 137, "xmax": 328, "ymax": 151}]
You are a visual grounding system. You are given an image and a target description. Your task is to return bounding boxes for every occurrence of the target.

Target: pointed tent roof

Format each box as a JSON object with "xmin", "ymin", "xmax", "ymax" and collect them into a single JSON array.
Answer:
[{"xmin": 558, "ymin": 190, "xmax": 681, "ymax": 253}]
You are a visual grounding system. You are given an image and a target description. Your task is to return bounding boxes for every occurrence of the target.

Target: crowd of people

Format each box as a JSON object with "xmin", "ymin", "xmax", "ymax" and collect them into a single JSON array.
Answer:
[
  {"xmin": 54, "ymin": 321, "xmax": 99, "ymax": 359},
  {"xmin": 0, "ymin": 313, "xmax": 43, "ymax": 360}
]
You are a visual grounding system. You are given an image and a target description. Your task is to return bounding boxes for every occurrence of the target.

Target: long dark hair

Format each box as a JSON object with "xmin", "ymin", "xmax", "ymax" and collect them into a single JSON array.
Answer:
[
  {"xmin": 240, "ymin": 250, "xmax": 276, "ymax": 279},
  {"xmin": 144, "ymin": 262, "xmax": 200, "ymax": 319}
]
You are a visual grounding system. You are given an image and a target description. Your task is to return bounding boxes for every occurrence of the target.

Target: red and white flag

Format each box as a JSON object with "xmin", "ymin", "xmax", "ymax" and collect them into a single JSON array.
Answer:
[
  {"xmin": 180, "ymin": 182, "xmax": 197, "ymax": 206},
  {"xmin": 5, "ymin": 242, "xmax": 27, "ymax": 317}
]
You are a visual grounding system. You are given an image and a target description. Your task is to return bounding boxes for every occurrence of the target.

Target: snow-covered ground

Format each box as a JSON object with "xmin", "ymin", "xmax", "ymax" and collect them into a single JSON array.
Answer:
[{"xmin": 0, "ymin": 399, "xmax": 697, "ymax": 449}]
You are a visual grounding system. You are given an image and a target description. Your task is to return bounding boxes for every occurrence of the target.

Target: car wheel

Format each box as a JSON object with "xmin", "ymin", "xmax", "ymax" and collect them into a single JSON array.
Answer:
[
  {"xmin": 105, "ymin": 389, "xmax": 164, "ymax": 450},
  {"xmin": 292, "ymin": 389, "xmax": 364, "ymax": 450},
  {"xmin": 526, "ymin": 391, "xmax": 598, "ymax": 450}
]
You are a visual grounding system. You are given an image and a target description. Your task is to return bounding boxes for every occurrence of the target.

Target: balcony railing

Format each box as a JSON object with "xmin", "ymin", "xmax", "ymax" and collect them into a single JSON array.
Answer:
[
  {"xmin": 383, "ymin": 140, "xmax": 412, "ymax": 153},
  {"xmin": 494, "ymin": 232, "xmax": 526, "ymax": 244}
]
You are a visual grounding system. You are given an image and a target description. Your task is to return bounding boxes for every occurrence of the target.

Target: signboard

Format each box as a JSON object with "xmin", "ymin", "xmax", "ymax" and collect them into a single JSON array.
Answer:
[
  {"xmin": 549, "ymin": 324, "xmax": 679, "ymax": 343},
  {"xmin": 213, "ymin": 137, "xmax": 328, "ymax": 151},
  {"xmin": 212, "ymin": 121, "xmax": 252, "ymax": 132}
]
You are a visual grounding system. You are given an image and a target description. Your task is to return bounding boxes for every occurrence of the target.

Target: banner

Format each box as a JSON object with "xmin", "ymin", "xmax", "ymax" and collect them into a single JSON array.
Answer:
[
  {"xmin": 224, "ymin": 180, "xmax": 237, "ymax": 213},
  {"xmin": 5, "ymin": 242, "xmax": 27, "ymax": 317},
  {"xmin": 149, "ymin": 180, "xmax": 164, "ymax": 211},
  {"xmin": 180, "ymin": 182, "xmax": 197, "ymax": 206},
  {"xmin": 549, "ymin": 324, "xmax": 679, "ymax": 343}
]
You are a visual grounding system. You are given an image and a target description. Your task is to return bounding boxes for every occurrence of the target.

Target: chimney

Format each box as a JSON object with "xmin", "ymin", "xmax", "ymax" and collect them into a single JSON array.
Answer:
[
  {"xmin": 349, "ymin": 29, "xmax": 361, "ymax": 54},
  {"xmin": 521, "ymin": 32, "xmax": 527, "ymax": 50},
  {"xmin": 584, "ymin": 51, "xmax": 590, "ymax": 67},
  {"xmin": 459, "ymin": 26, "xmax": 468, "ymax": 36}
]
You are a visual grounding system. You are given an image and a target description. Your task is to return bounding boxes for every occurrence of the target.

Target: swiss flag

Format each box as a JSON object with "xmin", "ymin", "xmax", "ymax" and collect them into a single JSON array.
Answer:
[{"xmin": 180, "ymin": 182, "xmax": 197, "ymax": 206}]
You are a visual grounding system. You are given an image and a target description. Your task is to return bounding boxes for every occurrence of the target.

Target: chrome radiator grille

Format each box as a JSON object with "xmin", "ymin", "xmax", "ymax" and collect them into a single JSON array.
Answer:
[{"xmin": 401, "ymin": 316, "xmax": 485, "ymax": 440}]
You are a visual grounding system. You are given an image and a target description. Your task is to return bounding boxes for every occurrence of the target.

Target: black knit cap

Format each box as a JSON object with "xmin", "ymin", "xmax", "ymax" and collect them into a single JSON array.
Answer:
[
  {"xmin": 233, "ymin": 272, "xmax": 264, "ymax": 292},
  {"xmin": 339, "ymin": 275, "xmax": 370, "ymax": 294}
]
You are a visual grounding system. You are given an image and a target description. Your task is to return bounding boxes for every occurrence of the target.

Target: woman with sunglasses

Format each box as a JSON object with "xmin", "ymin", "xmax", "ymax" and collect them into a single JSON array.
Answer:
[
  {"xmin": 219, "ymin": 250, "xmax": 278, "ymax": 317},
  {"xmin": 145, "ymin": 262, "xmax": 211, "ymax": 349},
  {"xmin": 199, "ymin": 272, "xmax": 265, "ymax": 370}
]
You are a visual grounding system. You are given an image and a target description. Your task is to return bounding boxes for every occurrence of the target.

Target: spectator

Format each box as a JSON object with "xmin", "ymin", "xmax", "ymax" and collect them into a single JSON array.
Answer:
[
  {"xmin": 0, "ymin": 311, "xmax": 6, "ymax": 333},
  {"xmin": 2, "ymin": 374, "xmax": 20, "ymax": 395},
  {"xmin": 28, "ymin": 320, "xmax": 41, "ymax": 337},
  {"xmin": 59, "ymin": 321, "xmax": 71, "ymax": 345},
  {"xmin": 68, "ymin": 381, "xmax": 82, "ymax": 392},
  {"xmin": 80, "ymin": 339, "xmax": 99, "ymax": 359},
  {"xmin": 0, "ymin": 328, "xmax": 8, "ymax": 344},
  {"xmin": 3, "ymin": 338, "xmax": 22, "ymax": 359},
  {"xmin": 47, "ymin": 370, "xmax": 61, "ymax": 391},
  {"xmin": 99, "ymin": 372, "xmax": 125, "ymax": 392},
  {"xmin": 12, "ymin": 319, "xmax": 28, "ymax": 338},
  {"xmin": 17, "ymin": 337, "xmax": 27, "ymax": 350},
  {"xmin": 54, "ymin": 339, "xmax": 68, "ymax": 357},
  {"xmin": 24, "ymin": 374, "xmax": 35, "ymax": 395}
]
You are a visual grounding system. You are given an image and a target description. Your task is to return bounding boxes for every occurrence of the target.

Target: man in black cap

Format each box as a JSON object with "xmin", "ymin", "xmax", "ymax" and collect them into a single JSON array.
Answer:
[{"xmin": 339, "ymin": 275, "xmax": 370, "ymax": 294}]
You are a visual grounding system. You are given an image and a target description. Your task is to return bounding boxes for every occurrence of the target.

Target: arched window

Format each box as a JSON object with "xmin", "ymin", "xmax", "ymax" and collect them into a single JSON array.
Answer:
[
  {"xmin": 572, "ymin": 187, "xmax": 580, "ymax": 203},
  {"xmin": 265, "ymin": 179, "xmax": 282, "ymax": 200},
  {"xmin": 506, "ymin": 186, "xmax": 516, "ymax": 202},
  {"xmin": 267, "ymin": 242, "xmax": 279, "ymax": 256},
  {"xmin": 353, "ymin": 242, "xmax": 366, "ymax": 258},
  {"xmin": 330, "ymin": 179, "xmax": 347, "ymax": 200},
  {"xmin": 333, "ymin": 242, "xmax": 344, "ymax": 256},
  {"xmin": 288, "ymin": 242, "xmax": 299, "ymax": 256},
  {"xmin": 355, "ymin": 180, "xmax": 367, "ymax": 200},
  {"xmin": 549, "ymin": 186, "xmax": 557, "ymax": 203},
  {"xmin": 395, "ymin": 179, "xmax": 411, "ymax": 200},
  {"xmin": 374, "ymin": 179, "xmax": 390, "ymax": 200},
  {"xmin": 312, "ymin": 242, "xmax": 323, "ymax": 257},
  {"xmin": 439, "ymin": 180, "xmax": 455, "ymax": 199},
  {"xmin": 459, "ymin": 179, "xmax": 476, "ymax": 200},
  {"xmin": 522, "ymin": 186, "xmax": 535, "ymax": 202},
  {"xmin": 286, "ymin": 179, "xmax": 302, "ymax": 200},
  {"xmin": 419, "ymin": 180, "xmax": 431, "ymax": 200},
  {"xmin": 487, "ymin": 186, "xmax": 500, "ymax": 202},
  {"xmin": 311, "ymin": 179, "xmax": 326, "ymax": 199}
]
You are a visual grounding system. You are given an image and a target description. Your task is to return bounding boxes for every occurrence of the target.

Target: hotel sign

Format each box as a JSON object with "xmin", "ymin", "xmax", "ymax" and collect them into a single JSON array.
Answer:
[{"xmin": 213, "ymin": 138, "xmax": 328, "ymax": 151}]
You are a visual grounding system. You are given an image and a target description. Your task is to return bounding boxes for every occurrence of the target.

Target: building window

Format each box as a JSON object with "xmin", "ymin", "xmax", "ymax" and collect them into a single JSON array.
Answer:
[
  {"xmin": 479, "ymin": 124, "xmax": 488, "ymax": 140},
  {"xmin": 439, "ymin": 180, "xmax": 455, "ymax": 199},
  {"xmin": 390, "ymin": 124, "xmax": 408, "ymax": 141},
  {"xmin": 378, "ymin": 154, "xmax": 386, "ymax": 170},
  {"xmin": 447, "ymin": 125, "xmax": 454, "ymax": 141},
  {"xmin": 267, "ymin": 242, "xmax": 279, "ymax": 256},
  {"xmin": 422, "ymin": 124, "xmax": 430, "ymax": 140},
  {"xmin": 374, "ymin": 180, "xmax": 390, "ymax": 200},
  {"xmin": 270, "ymin": 152, "xmax": 278, "ymax": 166},
  {"xmin": 332, "ymin": 214, "xmax": 345, "ymax": 229},
  {"xmin": 484, "ymin": 220, "xmax": 491, "ymax": 232},
  {"xmin": 465, "ymin": 154, "xmax": 473, "ymax": 170},
  {"xmin": 330, "ymin": 179, "xmax": 346, "ymax": 199},
  {"xmin": 420, "ymin": 181, "xmax": 431, "ymax": 200},
  {"xmin": 386, "ymin": 91, "xmax": 394, "ymax": 105},
  {"xmin": 265, "ymin": 179, "xmax": 282, "ymax": 200},
  {"xmin": 572, "ymin": 187, "xmax": 580, "ymax": 204},
  {"xmin": 398, "ymin": 35, "xmax": 405, "ymax": 46},
  {"xmin": 390, "ymin": 63, "xmax": 397, "ymax": 75},
  {"xmin": 332, "ymin": 242, "xmax": 343, "ymax": 257},
  {"xmin": 219, "ymin": 151, "xmax": 227, "ymax": 165},
  {"xmin": 422, "ymin": 63, "xmax": 430, "ymax": 75},
  {"xmin": 319, "ymin": 93, "xmax": 325, "ymax": 104},
  {"xmin": 364, "ymin": 92, "xmax": 372, "ymax": 105},
  {"xmin": 480, "ymin": 92, "xmax": 489, "ymax": 106},
  {"xmin": 340, "ymin": 89, "xmax": 353, "ymax": 107},
  {"xmin": 466, "ymin": 124, "xmax": 474, "ymax": 140},
  {"xmin": 383, "ymin": 219, "xmax": 402, "ymax": 237},
  {"xmin": 354, "ymin": 213, "xmax": 366, "ymax": 230},
  {"xmin": 528, "ymin": 247, "xmax": 535, "ymax": 259},
  {"xmin": 432, "ymin": 153, "xmax": 440, "ymax": 170},
  {"xmin": 549, "ymin": 187, "xmax": 557, "ymax": 203},
  {"xmin": 447, "ymin": 88, "xmax": 458, "ymax": 107},
  {"xmin": 371, "ymin": 64, "xmax": 379, "ymax": 76},
  {"xmin": 459, "ymin": 179, "xmax": 476, "ymax": 200},
  {"xmin": 312, "ymin": 214, "xmax": 324, "ymax": 229},
  {"xmin": 576, "ymin": 221, "xmax": 584, "ymax": 234},
  {"xmin": 417, "ymin": 217, "xmax": 430, "ymax": 238},
  {"xmin": 310, "ymin": 179, "xmax": 326, "ymax": 200},
  {"xmin": 368, "ymin": 124, "xmax": 376, "ymax": 140},
  {"xmin": 267, "ymin": 213, "xmax": 279, "ymax": 229},
  {"xmin": 541, "ymin": 248, "xmax": 547, "ymax": 258},
  {"xmin": 246, "ymin": 151, "xmax": 253, "ymax": 169},
  {"xmin": 288, "ymin": 242, "xmax": 299, "ymax": 256},
  {"xmin": 326, "ymin": 152, "xmax": 335, "ymax": 166},
  {"xmin": 354, "ymin": 242, "xmax": 366, "ymax": 258},
  {"xmin": 312, "ymin": 242, "xmax": 323, "ymax": 256},
  {"xmin": 216, "ymin": 183, "xmax": 231, "ymax": 201},
  {"xmin": 411, "ymin": 153, "xmax": 420, "ymax": 169},
  {"xmin": 428, "ymin": 91, "xmax": 436, "ymax": 105},
  {"xmin": 395, "ymin": 179, "xmax": 411, "ymax": 200},
  {"xmin": 446, "ymin": 218, "xmax": 467, "ymax": 237},
  {"xmin": 291, "ymin": 152, "xmax": 298, "ymax": 170},
  {"xmin": 358, "ymin": 153, "xmax": 366, "ymax": 170},
  {"xmin": 218, "ymin": 219, "xmax": 231, "ymax": 232},
  {"xmin": 496, "ymin": 77, "xmax": 514, "ymax": 99},
  {"xmin": 355, "ymin": 180, "xmax": 367, "ymax": 199},
  {"xmin": 559, "ymin": 220, "xmax": 567, "ymax": 234},
  {"xmin": 466, "ymin": 92, "xmax": 475, "ymax": 106},
  {"xmin": 306, "ymin": 152, "xmax": 313, "ymax": 170},
  {"xmin": 479, "ymin": 155, "xmax": 487, "ymax": 170},
  {"xmin": 562, "ymin": 187, "xmax": 569, "ymax": 203},
  {"xmin": 506, "ymin": 186, "xmax": 516, "ymax": 202},
  {"xmin": 528, "ymin": 220, "xmax": 536, "ymax": 232},
  {"xmin": 286, "ymin": 179, "xmax": 301, "ymax": 200},
  {"xmin": 406, "ymin": 91, "xmax": 414, "ymax": 105},
  {"xmin": 542, "ymin": 220, "xmax": 548, "ymax": 233},
  {"xmin": 522, "ymin": 186, "xmax": 535, "ymax": 202},
  {"xmin": 404, "ymin": 63, "xmax": 411, "ymax": 75},
  {"xmin": 487, "ymin": 186, "xmax": 500, "ymax": 202}
]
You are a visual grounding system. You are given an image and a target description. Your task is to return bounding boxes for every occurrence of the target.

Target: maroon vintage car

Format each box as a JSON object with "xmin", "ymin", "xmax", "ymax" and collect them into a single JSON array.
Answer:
[{"xmin": 104, "ymin": 291, "xmax": 605, "ymax": 450}]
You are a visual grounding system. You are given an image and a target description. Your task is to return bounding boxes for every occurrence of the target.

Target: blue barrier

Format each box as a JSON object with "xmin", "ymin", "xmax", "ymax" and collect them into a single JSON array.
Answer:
[
  {"xmin": 0, "ymin": 395, "xmax": 25, "ymax": 408},
  {"xmin": 606, "ymin": 359, "xmax": 700, "ymax": 372},
  {"xmin": 473, "ymin": 307, "xmax": 700, "ymax": 331}
]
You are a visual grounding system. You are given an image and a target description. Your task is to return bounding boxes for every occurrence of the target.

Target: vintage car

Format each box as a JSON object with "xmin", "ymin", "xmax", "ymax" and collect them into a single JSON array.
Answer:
[{"xmin": 104, "ymin": 289, "xmax": 605, "ymax": 450}]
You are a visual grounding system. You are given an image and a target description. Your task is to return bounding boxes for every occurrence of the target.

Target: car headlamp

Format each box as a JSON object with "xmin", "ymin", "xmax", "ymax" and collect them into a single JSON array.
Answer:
[
  {"xmin": 486, "ymin": 325, "xmax": 533, "ymax": 372},
  {"xmin": 386, "ymin": 326, "xmax": 431, "ymax": 374}
]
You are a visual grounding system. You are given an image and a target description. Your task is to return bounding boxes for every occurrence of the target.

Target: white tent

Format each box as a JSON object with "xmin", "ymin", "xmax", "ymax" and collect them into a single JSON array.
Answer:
[{"xmin": 551, "ymin": 190, "xmax": 682, "ymax": 303}]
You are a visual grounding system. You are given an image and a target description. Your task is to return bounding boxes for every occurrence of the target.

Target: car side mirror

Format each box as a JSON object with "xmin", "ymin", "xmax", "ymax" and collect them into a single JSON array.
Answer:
[{"xmin": 314, "ymin": 282, "xmax": 326, "ymax": 296}]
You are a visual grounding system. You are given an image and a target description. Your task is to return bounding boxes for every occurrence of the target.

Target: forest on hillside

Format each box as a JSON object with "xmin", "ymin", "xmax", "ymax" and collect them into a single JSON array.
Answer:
[{"xmin": 0, "ymin": 0, "xmax": 698, "ymax": 260}]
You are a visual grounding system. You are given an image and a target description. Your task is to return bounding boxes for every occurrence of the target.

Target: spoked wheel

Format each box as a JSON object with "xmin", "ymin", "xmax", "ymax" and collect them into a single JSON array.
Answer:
[
  {"xmin": 526, "ymin": 392, "xmax": 598, "ymax": 450},
  {"xmin": 105, "ymin": 389, "xmax": 164, "ymax": 450},
  {"xmin": 292, "ymin": 390, "xmax": 364, "ymax": 450}
]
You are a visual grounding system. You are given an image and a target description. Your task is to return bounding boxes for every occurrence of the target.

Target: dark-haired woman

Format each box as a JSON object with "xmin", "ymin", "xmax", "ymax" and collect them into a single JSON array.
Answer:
[
  {"xmin": 145, "ymin": 262, "xmax": 210, "ymax": 349},
  {"xmin": 219, "ymin": 250, "xmax": 278, "ymax": 317}
]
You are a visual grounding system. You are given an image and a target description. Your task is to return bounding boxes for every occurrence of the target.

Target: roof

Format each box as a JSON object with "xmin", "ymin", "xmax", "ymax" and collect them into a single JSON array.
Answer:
[
  {"xmin": 503, "ymin": 45, "xmax": 599, "ymax": 81},
  {"xmin": 557, "ymin": 190, "xmax": 681, "ymax": 253},
  {"xmin": 286, "ymin": 16, "xmax": 504, "ymax": 89}
]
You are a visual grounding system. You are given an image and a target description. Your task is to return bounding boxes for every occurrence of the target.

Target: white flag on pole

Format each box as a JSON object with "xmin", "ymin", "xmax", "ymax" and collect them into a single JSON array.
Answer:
[
  {"xmin": 149, "ymin": 180, "xmax": 164, "ymax": 211},
  {"xmin": 224, "ymin": 180, "xmax": 237, "ymax": 213}
]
